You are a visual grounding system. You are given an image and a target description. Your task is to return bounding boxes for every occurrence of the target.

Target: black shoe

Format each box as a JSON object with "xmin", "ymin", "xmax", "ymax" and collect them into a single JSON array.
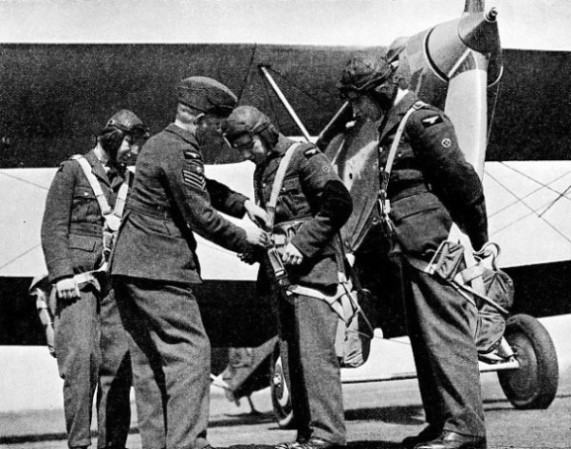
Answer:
[
  {"xmin": 414, "ymin": 430, "xmax": 486, "ymax": 449},
  {"xmin": 401, "ymin": 426, "xmax": 441, "ymax": 449},
  {"xmin": 297, "ymin": 438, "xmax": 345, "ymax": 449},
  {"xmin": 276, "ymin": 437, "xmax": 345, "ymax": 449},
  {"xmin": 275, "ymin": 442, "xmax": 302, "ymax": 449}
]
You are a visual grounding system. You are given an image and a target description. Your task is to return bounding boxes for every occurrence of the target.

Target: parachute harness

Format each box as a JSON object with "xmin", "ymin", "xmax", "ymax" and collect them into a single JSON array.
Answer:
[{"xmin": 378, "ymin": 100, "xmax": 426, "ymax": 234}]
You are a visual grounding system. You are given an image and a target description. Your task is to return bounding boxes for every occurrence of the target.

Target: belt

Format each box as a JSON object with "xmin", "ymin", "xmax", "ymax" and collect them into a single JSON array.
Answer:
[
  {"xmin": 128, "ymin": 198, "xmax": 172, "ymax": 219},
  {"xmin": 389, "ymin": 184, "xmax": 429, "ymax": 202}
]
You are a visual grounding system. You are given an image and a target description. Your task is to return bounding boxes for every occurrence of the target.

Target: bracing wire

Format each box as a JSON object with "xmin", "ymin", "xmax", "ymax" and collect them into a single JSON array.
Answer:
[
  {"xmin": 237, "ymin": 44, "xmax": 258, "ymax": 103},
  {"xmin": 488, "ymin": 166, "xmax": 571, "ymax": 218},
  {"xmin": 486, "ymin": 168, "xmax": 571, "ymax": 245}
]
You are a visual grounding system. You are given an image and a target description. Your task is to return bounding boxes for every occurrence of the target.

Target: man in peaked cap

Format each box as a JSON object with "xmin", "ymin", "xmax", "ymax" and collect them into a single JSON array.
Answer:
[
  {"xmin": 110, "ymin": 77, "xmax": 268, "ymax": 449},
  {"xmin": 338, "ymin": 54, "xmax": 488, "ymax": 449},
  {"xmin": 42, "ymin": 109, "xmax": 148, "ymax": 449},
  {"xmin": 176, "ymin": 75, "xmax": 237, "ymax": 115}
]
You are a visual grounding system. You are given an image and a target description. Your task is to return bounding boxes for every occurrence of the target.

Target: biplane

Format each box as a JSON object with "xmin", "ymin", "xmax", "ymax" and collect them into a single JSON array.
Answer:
[{"xmin": 0, "ymin": 0, "xmax": 569, "ymax": 419}]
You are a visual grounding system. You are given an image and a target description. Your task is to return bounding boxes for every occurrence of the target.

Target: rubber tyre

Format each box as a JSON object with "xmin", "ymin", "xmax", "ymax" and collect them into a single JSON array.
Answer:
[
  {"xmin": 498, "ymin": 313, "xmax": 559, "ymax": 409},
  {"xmin": 270, "ymin": 346, "xmax": 295, "ymax": 429}
]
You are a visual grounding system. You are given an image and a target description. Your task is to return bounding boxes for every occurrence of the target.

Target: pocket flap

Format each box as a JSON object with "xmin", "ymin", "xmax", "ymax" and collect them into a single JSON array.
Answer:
[
  {"xmin": 73, "ymin": 186, "xmax": 96, "ymax": 199},
  {"xmin": 69, "ymin": 234, "xmax": 97, "ymax": 251},
  {"xmin": 390, "ymin": 192, "xmax": 442, "ymax": 222}
]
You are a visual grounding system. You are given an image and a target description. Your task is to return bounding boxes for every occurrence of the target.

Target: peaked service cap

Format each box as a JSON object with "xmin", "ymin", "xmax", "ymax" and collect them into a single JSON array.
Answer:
[{"xmin": 177, "ymin": 76, "xmax": 237, "ymax": 116}]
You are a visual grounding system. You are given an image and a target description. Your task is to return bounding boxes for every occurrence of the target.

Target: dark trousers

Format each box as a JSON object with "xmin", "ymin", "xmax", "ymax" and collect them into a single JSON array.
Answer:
[
  {"xmin": 113, "ymin": 277, "xmax": 210, "ymax": 449},
  {"xmin": 399, "ymin": 257, "xmax": 486, "ymax": 437},
  {"xmin": 54, "ymin": 284, "xmax": 133, "ymax": 449},
  {"xmin": 55, "ymin": 286, "xmax": 100, "ymax": 448},
  {"xmin": 278, "ymin": 291, "xmax": 346, "ymax": 445},
  {"xmin": 98, "ymin": 288, "xmax": 132, "ymax": 449}
]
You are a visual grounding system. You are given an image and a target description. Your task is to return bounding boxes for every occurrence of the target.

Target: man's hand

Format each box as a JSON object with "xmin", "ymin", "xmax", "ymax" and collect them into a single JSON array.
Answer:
[
  {"xmin": 55, "ymin": 277, "xmax": 80, "ymax": 301},
  {"xmin": 238, "ymin": 250, "xmax": 258, "ymax": 265},
  {"xmin": 245, "ymin": 227, "xmax": 270, "ymax": 247},
  {"xmin": 244, "ymin": 200, "xmax": 267, "ymax": 228},
  {"xmin": 282, "ymin": 242, "xmax": 304, "ymax": 266}
]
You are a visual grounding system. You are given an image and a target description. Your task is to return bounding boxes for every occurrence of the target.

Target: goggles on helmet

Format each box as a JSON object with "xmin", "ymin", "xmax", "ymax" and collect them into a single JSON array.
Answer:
[
  {"xmin": 125, "ymin": 124, "xmax": 150, "ymax": 142},
  {"xmin": 223, "ymin": 131, "xmax": 256, "ymax": 152}
]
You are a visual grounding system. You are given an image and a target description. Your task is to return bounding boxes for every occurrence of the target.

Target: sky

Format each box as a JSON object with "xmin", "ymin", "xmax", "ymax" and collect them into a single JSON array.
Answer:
[{"xmin": 0, "ymin": 0, "xmax": 570, "ymax": 51}]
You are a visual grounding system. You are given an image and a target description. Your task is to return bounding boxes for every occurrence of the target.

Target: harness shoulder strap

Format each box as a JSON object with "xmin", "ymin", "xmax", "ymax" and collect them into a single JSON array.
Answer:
[
  {"xmin": 380, "ymin": 100, "xmax": 426, "ymax": 194},
  {"xmin": 265, "ymin": 142, "xmax": 301, "ymax": 230},
  {"xmin": 107, "ymin": 170, "xmax": 132, "ymax": 231},
  {"xmin": 71, "ymin": 155, "xmax": 112, "ymax": 216}
]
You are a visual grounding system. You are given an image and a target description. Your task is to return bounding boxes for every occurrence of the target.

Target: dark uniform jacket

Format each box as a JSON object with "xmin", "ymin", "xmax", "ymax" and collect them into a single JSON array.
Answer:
[
  {"xmin": 255, "ymin": 134, "xmax": 352, "ymax": 288},
  {"xmin": 42, "ymin": 150, "xmax": 124, "ymax": 283},
  {"xmin": 110, "ymin": 123, "xmax": 250, "ymax": 284},
  {"xmin": 378, "ymin": 91, "xmax": 488, "ymax": 258}
]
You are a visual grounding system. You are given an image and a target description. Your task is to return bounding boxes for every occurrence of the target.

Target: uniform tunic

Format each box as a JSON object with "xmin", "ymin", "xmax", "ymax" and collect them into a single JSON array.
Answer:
[
  {"xmin": 255, "ymin": 134, "xmax": 352, "ymax": 445},
  {"xmin": 41, "ymin": 149, "xmax": 132, "ymax": 449},
  {"xmin": 379, "ymin": 91, "xmax": 487, "ymax": 437},
  {"xmin": 111, "ymin": 124, "xmax": 249, "ymax": 283},
  {"xmin": 111, "ymin": 123, "xmax": 251, "ymax": 449}
]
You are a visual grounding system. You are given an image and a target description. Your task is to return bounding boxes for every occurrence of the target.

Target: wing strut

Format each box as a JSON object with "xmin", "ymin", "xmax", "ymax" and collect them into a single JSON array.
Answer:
[{"xmin": 258, "ymin": 65, "xmax": 312, "ymax": 143}]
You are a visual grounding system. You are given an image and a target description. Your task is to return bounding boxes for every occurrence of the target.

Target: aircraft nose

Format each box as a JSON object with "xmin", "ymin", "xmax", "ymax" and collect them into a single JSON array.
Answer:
[{"xmin": 457, "ymin": 7, "xmax": 502, "ymax": 85}]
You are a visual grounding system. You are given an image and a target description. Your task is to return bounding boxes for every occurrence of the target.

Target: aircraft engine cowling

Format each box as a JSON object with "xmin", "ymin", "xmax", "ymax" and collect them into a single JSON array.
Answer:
[{"xmin": 393, "ymin": 4, "xmax": 502, "ymax": 178}]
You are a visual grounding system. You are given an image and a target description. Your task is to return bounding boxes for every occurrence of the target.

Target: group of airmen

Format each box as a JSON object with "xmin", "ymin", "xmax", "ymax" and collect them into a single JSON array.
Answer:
[{"xmin": 41, "ymin": 52, "xmax": 489, "ymax": 449}]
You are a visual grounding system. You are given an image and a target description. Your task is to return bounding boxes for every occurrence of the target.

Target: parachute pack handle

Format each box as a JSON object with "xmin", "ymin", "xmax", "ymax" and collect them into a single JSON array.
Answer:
[{"xmin": 473, "ymin": 242, "xmax": 501, "ymax": 271}]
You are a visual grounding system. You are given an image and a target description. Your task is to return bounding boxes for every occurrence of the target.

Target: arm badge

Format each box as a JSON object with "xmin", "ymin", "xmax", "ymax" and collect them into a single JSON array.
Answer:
[{"xmin": 421, "ymin": 115, "xmax": 443, "ymax": 128}]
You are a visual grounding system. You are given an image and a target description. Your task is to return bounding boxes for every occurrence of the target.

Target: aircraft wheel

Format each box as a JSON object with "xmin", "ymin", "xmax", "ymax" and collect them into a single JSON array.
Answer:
[
  {"xmin": 498, "ymin": 313, "xmax": 559, "ymax": 409},
  {"xmin": 270, "ymin": 346, "xmax": 295, "ymax": 429}
]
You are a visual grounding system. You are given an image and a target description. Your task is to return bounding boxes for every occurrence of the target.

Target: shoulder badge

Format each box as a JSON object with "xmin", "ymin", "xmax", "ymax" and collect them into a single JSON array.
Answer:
[
  {"xmin": 421, "ymin": 115, "xmax": 443, "ymax": 128},
  {"xmin": 304, "ymin": 147, "xmax": 319, "ymax": 158},
  {"xmin": 183, "ymin": 150, "xmax": 202, "ymax": 160}
]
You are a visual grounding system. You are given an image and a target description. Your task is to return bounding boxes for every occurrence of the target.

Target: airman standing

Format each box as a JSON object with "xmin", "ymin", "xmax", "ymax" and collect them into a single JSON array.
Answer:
[
  {"xmin": 337, "ymin": 54, "xmax": 488, "ymax": 449},
  {"xmin": 224, "ymin": 106, "xmax": 353, "ymax": 449},
  {"xmin": 110, "ymin": 77, "xmax": 268, "ymax": 449},
  {"xmin": 41, "ymin": 110, "xmax": 148, "ymax": 449}
]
